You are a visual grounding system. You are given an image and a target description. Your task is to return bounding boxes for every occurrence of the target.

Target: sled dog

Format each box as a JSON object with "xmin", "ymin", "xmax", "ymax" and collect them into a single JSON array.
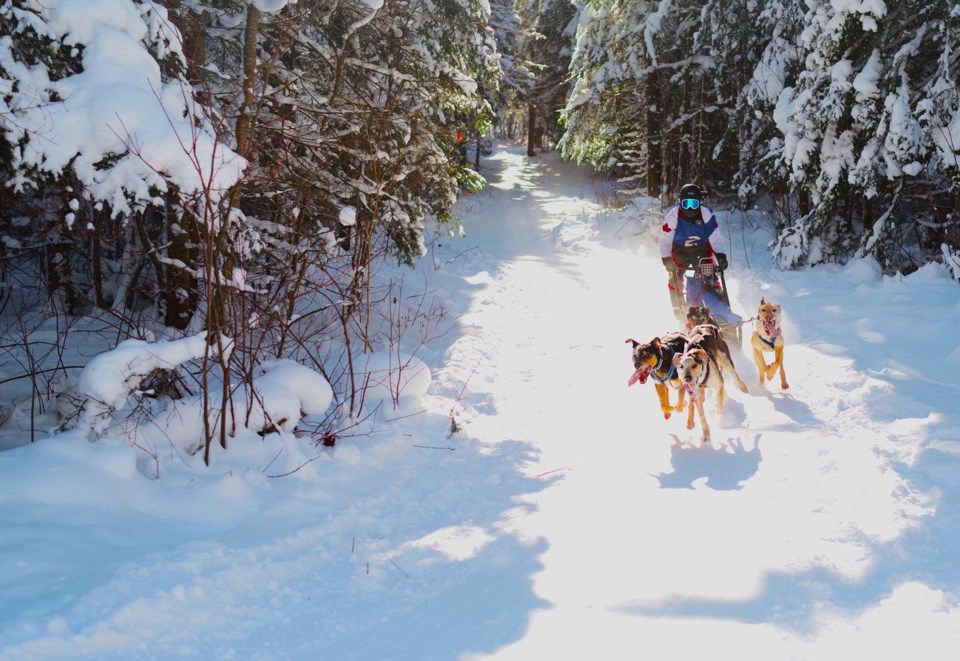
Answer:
[
  {"xmin": 750, "ymin": 298, "xmax": 788, "ymax": 390},
  {"xmin": 685, "ymin": 322, "xmax": 750, "ymax": 395},
  {"xmin": 673, "ymin": 346, "xmax": 724, "ymax": 443},
  {"xmin": 625, "ymin": 333, "xmax": 688, "ymax": 419}
]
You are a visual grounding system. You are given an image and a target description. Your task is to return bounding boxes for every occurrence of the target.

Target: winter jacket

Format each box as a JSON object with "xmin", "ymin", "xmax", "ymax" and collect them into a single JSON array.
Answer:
[{"xmin": 658, "ymin": 205, "xmax": 727, "ymax": 260}]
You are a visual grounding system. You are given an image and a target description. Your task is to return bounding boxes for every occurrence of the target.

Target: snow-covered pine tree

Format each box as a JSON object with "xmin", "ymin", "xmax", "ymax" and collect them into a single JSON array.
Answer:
[
  {"xmin": 560, "ymin": 1, "xmax": 650, "ymax": 182},
  {"xmin": 730, "ymin": 0, "xmax": 804, "ymax": 218},
  {"xmin": 697, "ymin": 0, "xmax": 779, "ymax": 198},
  {"xmin": 769, "ymin": 0, "xmax": 960, "ymax": 273},
  {"xmin": 514, "ymin": 0, "xmax": 578, "ymax": 152},
  {"xmin": 561, "ymin": 0, "xmax": 742, "ymax": 200},
  {"xmin": 488, "ymin": 0, "xmax": 529, "ymax": 142},
  {"xmin": 0, "ymin": 0, "xmax": 243, "ymax": 320},
  {"xmin": 189, "ymin": 0, "xmax": 498, "ymax": 265}
]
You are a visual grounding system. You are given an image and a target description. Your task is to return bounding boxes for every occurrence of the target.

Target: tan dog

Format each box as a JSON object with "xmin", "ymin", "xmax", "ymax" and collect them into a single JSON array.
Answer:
[
  {"xmin": 751, "ymin": 298, "xmax": 788, "ymax": 390},
  {"xmin": 673, "ymin": 346, "xmax": 723, "ymax": 443}
]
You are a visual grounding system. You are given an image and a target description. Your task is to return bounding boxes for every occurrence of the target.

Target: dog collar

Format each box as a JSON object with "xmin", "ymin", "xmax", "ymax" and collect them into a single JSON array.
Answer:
[{"xmin": 651, "ymin": 365, "xmax": 676, "ymax": 384}]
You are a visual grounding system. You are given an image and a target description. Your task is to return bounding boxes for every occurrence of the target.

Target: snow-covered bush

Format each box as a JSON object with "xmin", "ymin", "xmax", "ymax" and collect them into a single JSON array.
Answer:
[
  {"xmin": 58, "ymin": 334, "xmax": 334, "ymax": 461},
  {"xmin": 0, "ymin": 0, "xmax": 497, "ymax": 469}
]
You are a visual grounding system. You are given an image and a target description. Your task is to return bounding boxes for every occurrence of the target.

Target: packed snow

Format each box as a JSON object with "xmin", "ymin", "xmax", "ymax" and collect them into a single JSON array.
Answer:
[{"xmin": 1, "ymin": 145, "xmax": 960, "ymax": 659}]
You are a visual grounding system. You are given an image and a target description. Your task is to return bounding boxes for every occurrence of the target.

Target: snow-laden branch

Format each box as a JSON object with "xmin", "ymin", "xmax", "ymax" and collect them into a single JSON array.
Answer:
[{"xmin": 0, "ymin": 0, "xmax": 245, "ymax": 219}]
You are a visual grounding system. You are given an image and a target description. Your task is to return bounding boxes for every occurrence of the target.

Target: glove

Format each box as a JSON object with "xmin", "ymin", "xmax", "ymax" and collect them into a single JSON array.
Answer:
[
  {"xmin": 715, "ymin": 253, "xmax": 728, "ymax": 270},
  {"xmin": 662, "ymin": 256, "xmax": 680, "ymax": 273}
]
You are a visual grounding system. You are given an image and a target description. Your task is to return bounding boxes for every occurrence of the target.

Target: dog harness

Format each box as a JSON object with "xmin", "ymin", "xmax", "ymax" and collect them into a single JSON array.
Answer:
[
  {"xmin": 757, "ymin": 323, "xmax": 780, "ymax": 350},
  {"xmin": 650, "ymin": 349, "xmax": 677, "ymax": 384}
]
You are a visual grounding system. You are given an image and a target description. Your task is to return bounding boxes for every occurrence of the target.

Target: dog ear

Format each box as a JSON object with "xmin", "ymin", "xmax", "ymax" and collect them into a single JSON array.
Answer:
[
  {"xmin": 671, "ymin": 353, "xmax": 680, "ymax": 368},
  {"xmin": 760, "ymin": 297, "xmax": 766, "ymax": 305},
  {"xmin": 652, "ymin": 336, "xmax": 661, "ymax": 347},
  {"xmin": 625, "ymin": 338, "xmax": 639, "ymax": 348}
]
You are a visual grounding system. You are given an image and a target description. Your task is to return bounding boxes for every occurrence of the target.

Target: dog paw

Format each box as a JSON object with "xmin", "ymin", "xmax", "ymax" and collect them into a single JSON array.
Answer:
[{"xmin": 781, "ymin": 383, "xmax": 790, "ymax": 390}]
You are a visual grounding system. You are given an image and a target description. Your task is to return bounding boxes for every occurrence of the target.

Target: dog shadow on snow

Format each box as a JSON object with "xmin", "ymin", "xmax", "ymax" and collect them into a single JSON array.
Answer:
[
  {"xmin": 654, "ymin": 431, "xmax": 763, "ymax": 491},
  {"xmin": 763, "ymin": 390, "xmax": 819, "ymax": 428}
]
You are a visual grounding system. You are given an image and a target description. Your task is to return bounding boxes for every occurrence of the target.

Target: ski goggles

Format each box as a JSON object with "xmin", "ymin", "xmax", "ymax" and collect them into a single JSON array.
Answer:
[{"xmin": 680, "ymin": 198, "xmax": 701, "ymax": 210}]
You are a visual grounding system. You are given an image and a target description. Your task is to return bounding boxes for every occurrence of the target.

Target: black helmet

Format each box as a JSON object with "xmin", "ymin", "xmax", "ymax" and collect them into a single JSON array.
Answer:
[
  {"xmin": 679, "ymin": 183, "xmax": 702, "ymax": 202},
  {"xmin": 678, "ymin": 183, "xmax": 703, "ymax": 221}
]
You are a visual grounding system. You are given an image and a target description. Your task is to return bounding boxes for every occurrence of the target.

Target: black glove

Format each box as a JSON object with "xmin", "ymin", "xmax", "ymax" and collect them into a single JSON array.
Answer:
[
  {"xmin": 662, "ymin": 256, "xmax": 680, "ymax": 273},
  {"xmin": 715, "ymin": 253, "xmax": 728, "ymax": 270}
]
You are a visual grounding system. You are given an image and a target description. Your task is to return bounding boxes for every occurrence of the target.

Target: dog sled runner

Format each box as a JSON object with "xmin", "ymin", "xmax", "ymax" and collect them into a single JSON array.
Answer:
[{"xmin": 668, "ymin": 256, "xmax": 744, "ymax": 345}]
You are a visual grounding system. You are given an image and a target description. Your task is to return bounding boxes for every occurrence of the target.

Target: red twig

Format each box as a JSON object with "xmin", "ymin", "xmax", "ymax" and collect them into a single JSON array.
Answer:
[{"xmin": 536, "ymin": 466, "xmax": 569, "ymax": 479}]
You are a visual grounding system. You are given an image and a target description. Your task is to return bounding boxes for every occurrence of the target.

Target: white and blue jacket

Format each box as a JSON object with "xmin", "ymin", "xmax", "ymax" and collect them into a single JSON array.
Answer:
[{"xmin": 658, "ymin": 205, "xmax": 727, "ymax": 259}]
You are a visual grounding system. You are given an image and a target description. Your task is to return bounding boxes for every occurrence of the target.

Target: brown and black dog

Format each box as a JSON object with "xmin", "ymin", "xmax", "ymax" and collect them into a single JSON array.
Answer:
[
  {"xmin": 751, "ymin": 298, "xmax": 788, "ymax": 390},
  {"xmin": 685, "ymin": 322, "xmax": 750, "ymax": 395},
  {"xmin": 673, "ymin": 323, "xmax": 749, "ymax": 443},
  {"xmin": 684, "ymin": 305, "xmax": 719, "ymax": 334},
  {"xmin": 625, "ymin": 333, "xmax": 689, "ymax": 419}
]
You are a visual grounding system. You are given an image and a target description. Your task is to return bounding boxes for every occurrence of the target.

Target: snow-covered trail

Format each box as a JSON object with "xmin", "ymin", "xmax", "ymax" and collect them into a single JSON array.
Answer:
[
  {"xmin": 432, "ymin": 147, "xmax": 958, "ymax": 658},
  {"xmin": 2, "ymin": 145, "xmax": 959, "ymax": 661}
]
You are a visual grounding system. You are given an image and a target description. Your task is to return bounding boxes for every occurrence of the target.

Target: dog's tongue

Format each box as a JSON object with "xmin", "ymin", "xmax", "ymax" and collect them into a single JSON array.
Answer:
[
  {"xmin": 627, "ymin": 368, "xmax": 648, "ymax": 386},
  {"xmin": 764, "ymin": 321, "xmax": 778, "ymax": 337}
]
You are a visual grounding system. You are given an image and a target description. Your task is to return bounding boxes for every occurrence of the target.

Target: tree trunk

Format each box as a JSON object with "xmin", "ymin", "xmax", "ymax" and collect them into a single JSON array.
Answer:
[
  {"xmin": 527, "ymin": 104, "xmax": 536, "ymax": 157},
  {"xmin": 89, "ymin": 219, "xmax": 107, "ymax": 310},
  {"xmin": 645, "ymin": 72, "xmax": 661, "ymax": 199},
  {"xmin": 164, "ymin": 200, "xmax": 199, "ymax": 329},
  {"xmin": 234, "ymin": 4, "xmax": 261, "ymax": 165}
]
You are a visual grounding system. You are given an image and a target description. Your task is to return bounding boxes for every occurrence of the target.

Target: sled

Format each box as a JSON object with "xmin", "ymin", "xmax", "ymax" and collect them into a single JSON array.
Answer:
[{"xmin": 668, "ymin": 256, "xmax": 744, "ymax": 346}]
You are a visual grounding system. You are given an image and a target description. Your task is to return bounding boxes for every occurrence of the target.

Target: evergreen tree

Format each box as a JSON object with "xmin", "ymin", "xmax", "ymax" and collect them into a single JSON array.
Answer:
[
  {"xmin": 561, "ymin": 0, "xmax": 733, "ymax": 198},
  {"xmin": 0, "ymin": 0, "xmax": 242, "ymax": 320},
  {"xmin": 516, "ymin": 0, "xmax": 577, "ymax": 151},
  {"xmin": 732, "ymin": 0, "xmax": 804, "ymax": 214},
  {"xmin": 769, "ymin": 0, "xmax": 960, "ymax": 272}
]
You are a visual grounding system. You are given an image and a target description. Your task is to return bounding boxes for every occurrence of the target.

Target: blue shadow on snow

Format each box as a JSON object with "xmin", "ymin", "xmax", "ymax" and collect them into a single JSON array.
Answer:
[{"xmin": 655, "ymin": 434, "xmax": 762, "ymax": 491}]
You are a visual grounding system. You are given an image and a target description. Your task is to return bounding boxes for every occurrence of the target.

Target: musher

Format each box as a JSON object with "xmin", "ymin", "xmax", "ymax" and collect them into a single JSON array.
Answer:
[{"xmin": 659, "ymin": 183, "xmax": 728, "ymax": 317}]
